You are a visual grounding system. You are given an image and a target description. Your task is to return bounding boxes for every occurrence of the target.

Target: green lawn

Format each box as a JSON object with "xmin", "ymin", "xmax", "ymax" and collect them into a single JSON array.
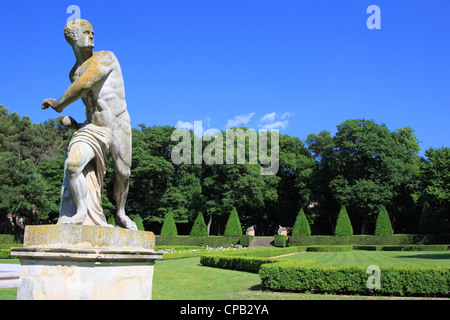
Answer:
[
  {"xmin": 1, "ymin": 251, "xmax": 449, "ymax": 300},
  {"xmin": 281, "ymin": 251, "xmax": 450, "ymax": 267}
]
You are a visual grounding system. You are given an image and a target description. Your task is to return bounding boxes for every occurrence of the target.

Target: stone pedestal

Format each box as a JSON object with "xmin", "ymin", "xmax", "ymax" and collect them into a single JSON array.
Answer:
[{"xmin": 11, "ymin": 224, "xmax": 162, "ymax": 300}]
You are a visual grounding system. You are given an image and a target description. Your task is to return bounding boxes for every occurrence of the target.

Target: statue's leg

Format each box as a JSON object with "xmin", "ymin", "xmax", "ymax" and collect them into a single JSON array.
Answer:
[
  {"xmin": 111, "ymin": 123, "xmax": 137, "ymax": 230},
  {"xmin": 62, "ymin": 142, "xmax": 95, "ymax": 225}
]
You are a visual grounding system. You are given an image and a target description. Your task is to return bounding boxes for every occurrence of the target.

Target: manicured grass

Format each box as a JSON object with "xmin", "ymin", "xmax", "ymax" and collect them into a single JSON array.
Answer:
[
  {"xmin": 2, "ymin": 252, "xmax": 449, "ymax": 300},
  {"xmin": 0, "ymin": 288, "xmax": 17, "ymax": 300},
  {"xmin": 281, "ymin": 251, "xmax": 450, "ymax": 267}
]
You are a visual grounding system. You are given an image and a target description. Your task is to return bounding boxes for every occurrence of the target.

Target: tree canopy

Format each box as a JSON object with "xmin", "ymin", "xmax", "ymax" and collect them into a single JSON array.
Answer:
[{"xmin": 0, "ymin": 105, "xmax": 448, "ymax": 235}]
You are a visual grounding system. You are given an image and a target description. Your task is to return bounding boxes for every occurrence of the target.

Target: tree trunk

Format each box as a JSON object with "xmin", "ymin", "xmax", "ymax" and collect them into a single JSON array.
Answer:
[
  {"xmin": 361, "ymin": 215, "xmax": 368, "ymax": 235},
  {"xmin": 207, "ymin": 214, "xmax": 213, "ymax": 235}
]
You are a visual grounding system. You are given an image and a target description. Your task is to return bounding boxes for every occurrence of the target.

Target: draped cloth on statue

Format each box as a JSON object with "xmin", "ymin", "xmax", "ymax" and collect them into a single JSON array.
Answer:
[{"xmin": 58, "ymin": 123, "xmax": 113, "ymax": 227}]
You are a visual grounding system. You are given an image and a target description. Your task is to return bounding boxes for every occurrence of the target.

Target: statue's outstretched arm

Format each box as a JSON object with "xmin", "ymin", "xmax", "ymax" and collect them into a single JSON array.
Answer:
[{"xmin": 42, "ymin": 57, "xmax": 112, "ymax": 113}]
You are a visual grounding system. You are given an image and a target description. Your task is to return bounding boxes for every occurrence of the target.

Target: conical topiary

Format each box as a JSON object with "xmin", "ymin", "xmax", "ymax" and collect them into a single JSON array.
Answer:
[
  {"xmin": 374, "ymin": 206, "xmax": 393, "ymax": 235},
  {"xmin": 190, "ymin": 212, "xmax": 209, "ymax": 237},
  {"xmin": 160, "ymin": 212, "xmax": 178, "ymax": 236},
  {"xmin": 133, "ymin": 214, "xmax": 145, "ymax": 231},
  {"xmin": 334, "ymin": 206, "xmax": 353, "ymax": 236},
  {"xmin": 224, "ymin": 207, "xmax": 243, "ymax": 237},
  {"xmin": 292, "ymin": 208, "xmax": 311, "ymax": 236}
]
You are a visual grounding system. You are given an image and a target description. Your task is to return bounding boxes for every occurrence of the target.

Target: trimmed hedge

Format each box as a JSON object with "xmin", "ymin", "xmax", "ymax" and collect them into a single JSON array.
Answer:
[
  {"xmin": 156, "ymin": 236, "xmax": 240, "ymax": 247},
  {"xmin": 274, "ymin": 235, "xmax": 288, "ymax": 247},
  {"xmin": 306, "ymin": 245, "xmax": 353, "ymax": 252},
  {"xmin": 289, "ymin": 234, "xmax": 450, "ymax": 246},
  {"xmin": 201, "ymin": 255, "xmax": 317, "ymax": 273},
  {"xmin": 200, "ymin": 247, "xmax": 318, "ymax": 273},
  {"xmin": 259, "ymin": 261, "xmax": 450, "ymax": 297},
  {"xmin": 0, "ymin": 235, "xmax": 16, "ymax": 244},
  {"xmin": 0, "ymin": 249, "xmax": 11, "ymax": 259},
  {"xmin": 239, "ymin": 235, "xmax": 254, "ymax": 247}
]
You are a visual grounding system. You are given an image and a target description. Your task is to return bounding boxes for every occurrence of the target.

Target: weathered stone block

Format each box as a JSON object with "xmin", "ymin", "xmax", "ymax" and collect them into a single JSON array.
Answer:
[{"xmin": 11, "ymin": 224, "xmax": 162, "ymax": 300}]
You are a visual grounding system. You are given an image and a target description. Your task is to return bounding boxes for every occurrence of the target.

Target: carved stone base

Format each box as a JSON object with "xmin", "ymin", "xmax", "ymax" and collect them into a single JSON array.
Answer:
[{"xmin": 11, "ymin": 225, "xmax": 162, "ymax": 300}]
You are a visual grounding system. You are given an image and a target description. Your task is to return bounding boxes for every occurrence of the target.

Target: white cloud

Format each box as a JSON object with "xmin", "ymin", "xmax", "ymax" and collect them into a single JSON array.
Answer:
[
  {"xmin": 281, "ymin": 111, "xmax": 295, "ymax": 119},
  {"xmin": 226, "ymin": 112, "xmax": 256, "ymax": 128},
  {"xmin": 259, "ymin": 120, "xmax": 289, "ymax": 131},
  {"xmin": 175, "ymin": 120, "xmax": 194, "ymax": 130},
  {"xmin": 260, "ymin": 112, "xmax": 276, "ymax": 123},
  {"xmin": 257, "ymin": 111, "xmax": 294, "ymax": 131}
]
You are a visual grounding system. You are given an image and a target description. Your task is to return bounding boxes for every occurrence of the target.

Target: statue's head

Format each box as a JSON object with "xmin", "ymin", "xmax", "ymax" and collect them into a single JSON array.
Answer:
[{"xmin": 64, "ymin": 19, "xmax": 94, "ymax": 49}]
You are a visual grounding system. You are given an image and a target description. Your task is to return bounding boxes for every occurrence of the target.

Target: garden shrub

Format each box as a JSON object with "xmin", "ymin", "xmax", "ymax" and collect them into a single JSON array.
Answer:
[
  {"xmin": 0, "ymin": 249, "xmax": 11, "ymax": 259},
  {"xmin": 374, "ymin": 206, "xmax": 393, "ymax": 236},
  {"xmin": 200, "ymin": 248, "xmax": 318, "ymax": 273},
  {"xmin": 259, "ymin": 262, "xmax": 450, "ymax": 297},
  {"xmin": 190, "ymin": 212, "xmax": 209, "ymax": 237},
  {"xmin": 133, "ymin": 214, "xmax": 145, "ymax": 231},
  {"xmin": 0, "ymin": 235, "xmax": 16, "ymax": 244},
  {"xmin": 288, "ymin": 234, "xmax": 450, "ymax": 246},
  {"xmin": 274, "ymin": 235, "xmax": 288, "ymax": 247},
  {"xmin": 239, "ymin": 235, "xmax": 254, "ymax": 247},
  {"xmin": 224, "ymin": 208, "xmax": 243, "ymax": 237},
  {"xmin": 291, "ymin": 208, "xmax": 311, "ymax": 236},
  {"xmin": 334, "ymin": 206, "xmax": 353, "ymax": 236},
  {"xmin": 160, "ymin": 212, "xmax": 178, "ymax": 237},
  {"xmin": 156, "ymin": 236, "xmax": 240, "ymax": 247}
]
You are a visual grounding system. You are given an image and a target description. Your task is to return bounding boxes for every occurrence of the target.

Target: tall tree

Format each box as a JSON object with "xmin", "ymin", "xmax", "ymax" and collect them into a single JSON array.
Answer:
[
  {"xmin": 306, "ymin": 119, "xmax": 420, "ymax": 234},
  {"xmin": 0, "ymin": 155, "xmax": 53, "ymax": 227}
]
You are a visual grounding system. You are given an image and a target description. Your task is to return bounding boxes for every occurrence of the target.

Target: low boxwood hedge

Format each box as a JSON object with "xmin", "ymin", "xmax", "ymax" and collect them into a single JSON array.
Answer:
[
  {"xmin": 259, "ymin": 261, "xmax": 450, "ymax": 297},
  {"xmin": 0, "ymin": 249, "xmax": 11, "ymax": 259},
  {"xmin": 200, "ymin": 253, "xmax": 317, "ymax": 273}
]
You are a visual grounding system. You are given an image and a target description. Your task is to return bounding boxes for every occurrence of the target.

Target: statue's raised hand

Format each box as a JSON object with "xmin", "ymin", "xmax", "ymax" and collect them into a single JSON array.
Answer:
[{"xmin": 42, "ymin": 99, "xmax": 61, "ymax": 112}]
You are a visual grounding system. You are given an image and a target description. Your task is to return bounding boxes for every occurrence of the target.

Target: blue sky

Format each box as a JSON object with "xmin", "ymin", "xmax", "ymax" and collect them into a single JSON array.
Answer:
[{"xmin": 1, "ymin": 0, "xmax": 449, "ymax": 154}]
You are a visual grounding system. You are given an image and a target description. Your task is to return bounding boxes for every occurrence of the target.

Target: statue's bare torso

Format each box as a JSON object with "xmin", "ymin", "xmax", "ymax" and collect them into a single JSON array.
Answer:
[{"xmin": 70, "ymin": 51, "xmax": 129, "ymax": 128}]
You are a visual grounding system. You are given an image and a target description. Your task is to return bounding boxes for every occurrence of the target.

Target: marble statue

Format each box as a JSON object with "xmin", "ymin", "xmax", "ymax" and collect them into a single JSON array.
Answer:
[{"xmin": 42, "ymin": 19, "xmax": 137, "ymax": 230}]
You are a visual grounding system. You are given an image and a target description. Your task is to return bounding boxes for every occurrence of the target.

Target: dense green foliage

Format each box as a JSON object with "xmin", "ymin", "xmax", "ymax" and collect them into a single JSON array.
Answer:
[
  {"xmin": 334, "ymin": 206, "xmax": 353, "ymax": 236},
  {"xmin": 419, "ymin": 201, "xmax": 440, "ymax": 234},
  {"xmin": 291, "ymin": 208, "xmax": 311, "ymax": 236},
  {"xmin": 374, "ymin": 206, "xmax": 393, "ymax": 235},
  {"xmin": 0, "ymin": 105, "xmax": 448, "ymax": 236}
]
